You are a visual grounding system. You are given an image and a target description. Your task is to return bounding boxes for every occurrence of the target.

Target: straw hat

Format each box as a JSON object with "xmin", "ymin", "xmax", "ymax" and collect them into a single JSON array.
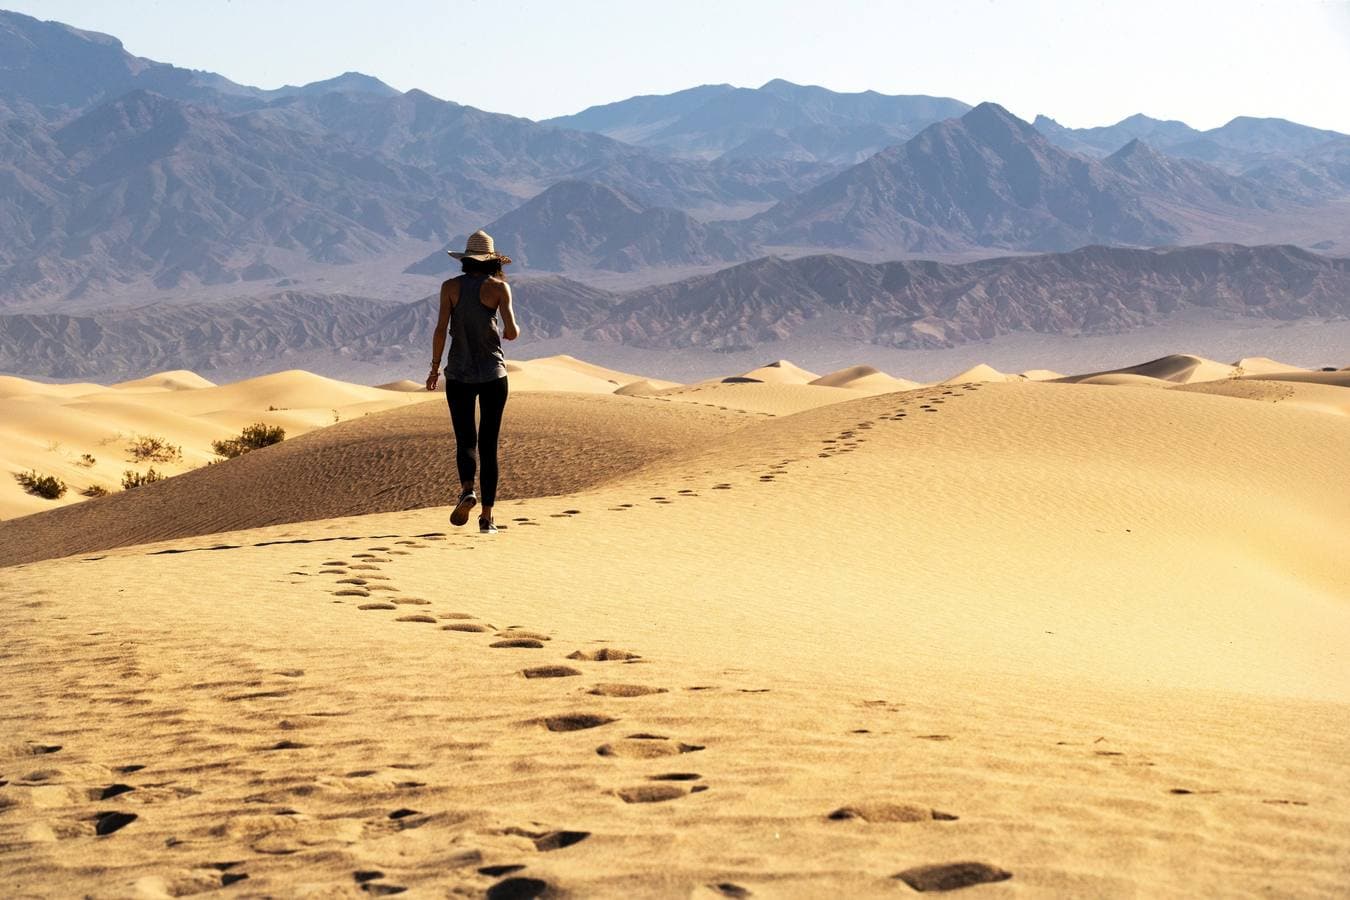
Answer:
[{"xmin": 448, "ymin": 230, "xmax": 512, "ymax": 264}]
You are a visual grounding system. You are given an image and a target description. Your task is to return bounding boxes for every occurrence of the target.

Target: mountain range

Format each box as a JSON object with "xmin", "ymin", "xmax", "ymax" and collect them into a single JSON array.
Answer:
[
  {"xmin": 5, "ymin": 243, "xmax": 1346, "ymax": 378},
  {"xmin": 3, "ymin": 8, "xmax": 1350, "ymax": 309},
  {"xmin": 2, "ymin": 8, "xmax": 1350, "ymax": 381}
]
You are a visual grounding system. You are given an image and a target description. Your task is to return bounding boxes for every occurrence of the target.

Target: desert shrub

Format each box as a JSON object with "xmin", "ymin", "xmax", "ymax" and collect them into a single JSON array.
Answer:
[
  {"xmin": 127, "ymin": 434, "xmax": 182, "ymax": 463},
  {"xmin": 81, "ymin": 484, "xmax": 110, "ymax": 498},
  {"xmin": 212, "ymin": 423, "xmax": 285, "ymax": 459},
  {"xmin": 121, "ymin": 468, "xmax": 165, "ymax": 489},
  {"xmin": 15, "ymin": 470, "xmax": 67, "ymax": 499},
  {"xmin": 76, "ymin": 453, "xmax": 97, "ymax": 467}
]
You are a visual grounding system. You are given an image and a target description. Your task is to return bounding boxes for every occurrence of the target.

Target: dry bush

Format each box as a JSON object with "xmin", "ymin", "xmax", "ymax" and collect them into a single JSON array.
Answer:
[
  {"xmin": 15, "ymin": 470, "xmax": 67, "ymax": 499},
  {"xmin": 212, "ymin": 423, "xmax": 285, "ymax": 459},
  {"xmin": 81, "ymin": 484, "xmax": 110, "ymax": 498},
  {"xmin": 127, "ymin": 434, "xmax": 182, "ymax": 463},
  {"xmin": 76, "ymin": 453, "xmax": 96, "ymax": 467},
  {"xmin": 121, "ymin": 468, "xmax": 165, "ymax": 489}
]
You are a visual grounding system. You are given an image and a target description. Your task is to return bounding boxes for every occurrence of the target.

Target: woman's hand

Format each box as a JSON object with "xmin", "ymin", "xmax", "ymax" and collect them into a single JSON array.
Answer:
[{"xmin": 425, "ymin": 366, "xmax": 440, "ymax": 392}]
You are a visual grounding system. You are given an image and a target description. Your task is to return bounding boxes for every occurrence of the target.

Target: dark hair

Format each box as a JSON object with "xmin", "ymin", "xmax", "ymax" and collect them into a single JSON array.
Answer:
[{"xmin": 461, "ymin": 257, "xmax": 505, "ymax": 279}]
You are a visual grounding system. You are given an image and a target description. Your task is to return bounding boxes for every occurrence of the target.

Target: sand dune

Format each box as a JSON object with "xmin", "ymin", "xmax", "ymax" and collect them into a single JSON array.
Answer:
[
  {"xmin": 0, "ymin": 371, "xmax": 432, "ymax": 520},
  {"xmin": 1070, "ymin": 372, "xmax": 1173, "ymax": 388},
  {"xmin": 730, "ymin": 359, "xmax": 821, "ymax": 384},
  {"xmin": 1179, "ymin": 378, "xmax": 1350, "ymax": 415},
  {"xmin": 940, "ymin": 362, "xmax": 1010, "ymax": 384},
  {"xmin": 612, "ymin": 378, "xmax": 682, "ymax": 396},
  {"xmin": 2, "ymin": 353, "xmax": 1348, "ymax": 896},
  {"xmin": 1058, "ymin": 353, "xmax": 1241, "ymax": 384},
  {"xmin": 1233, "ymin": 356, "xmax": 1308, "ymax": 377},
  {"xmin": 111, "ymin": 370, "xmax": 217, "ymax": 391},
  {"xmin": 809, "ymin": 365, "xmax": 920, "ymax": 393},
  {"xmin": 501, "ymin": 355, "xmax": 663, "ymax": 394},
  {"xmin": 650, "ymin": 381, "xmax": 863, "ymax": 416},
  {"xmin": 0, "ymin": 393, "xmax": 745, "ymax": 566},
  {"xmin": 1243, "ymin": 369, "xmax": 1350, "ymax": 388}
]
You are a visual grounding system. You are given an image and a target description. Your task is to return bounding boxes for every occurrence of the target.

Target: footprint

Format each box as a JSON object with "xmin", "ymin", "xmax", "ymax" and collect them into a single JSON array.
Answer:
[
  {"xmin": 94, "ymin": 811, "xmax": 137, "ymax": 835},
  {"xmin": 479, "ymin": 865, "xmax": 526, "ymax": 877},
  {"xmin": 596, "ymin": 736, "xmax": 703, "ymax": 758},
  {"xmin": 337, "ymin": 578, "xmax": 368, "ymax": 585},
  {"xmin": 358, "ymin": 603, "xmax": 398, "ymax": 611},
  {"xmin": 648, "ymin": 773, "xmax": 701, "ymax": 781},
  {"xmin": 827, "ymin": 803, "xmax": 958, "ymax": 822},
  {"xmin": 486, "ymin": 878, "xmax": 552, "ymax": 900},
  {"xmin": 587, "ymin": 684, "xmax": 667, "ymax": 697},
  {"xmin": 439, "ymin": 612, "xmax": 476, "ymax": 620},
  {"xmin": 542, "ymin": 713, "xmax": 616, "ymax": 732},
  {"xmin": 444, "ymin": 624, "xmax": 490, "ymax": 633},
  {"xmin": 395, "ymin": 615, "xmax": 437, "ymax": 624},
  {"xmin": 709, "ymin": 884, "xmax": 751, "ymax": 898},
  {"xmin": 567, "ymin": 649, "xmax": 640, "ymax": 662},
  {"xmin": 522, "ymin": 666, "xmax": 582, "ymax": 679},
  {"xmin": 492, "ymin": 639, "xmax": 546, "ymax": 649},
  {"xmin": 496, "ymin": 630, "xmax": 550, "ymax": 642},
  {"xmin": 532, "ymin": 830, "xmax": 589, "ymax": 851},
  {"xmin": 893, "ymin": 862, "xmax": 1011, "ymax": 892},
  {"xmin": 617, "ymin": 784, "xmax": 694, "ymax": 803},
  {"xmin": 392, "ymin": 598, "xmax": 431, "ymax": 606}
]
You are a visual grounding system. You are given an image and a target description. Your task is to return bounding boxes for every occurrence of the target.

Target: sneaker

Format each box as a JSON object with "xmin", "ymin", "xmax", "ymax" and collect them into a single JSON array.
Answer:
[
  {"xmin": 450, "ymin": 490, "xmax": 477, "ymax": 526},
  {"xmin": 478, "ymin": 517, "xmax": 498, "ymax": 534}
]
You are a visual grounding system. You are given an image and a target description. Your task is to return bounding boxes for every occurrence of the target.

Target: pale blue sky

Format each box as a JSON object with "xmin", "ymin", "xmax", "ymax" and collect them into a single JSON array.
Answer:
[{"xmin": 8, "ymin": 0, "xmax": 1350, "ymax": 132}]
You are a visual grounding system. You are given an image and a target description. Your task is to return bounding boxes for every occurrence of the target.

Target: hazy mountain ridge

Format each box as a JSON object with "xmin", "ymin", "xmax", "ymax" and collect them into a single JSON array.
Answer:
[
  {"xmin": 744, "ymin": 103, "xmax": 1185, "ymax": 252},
  {"xmin": 593, "ymin": 243, "xmax": 1350, "ymax": 351},
  {"xmin": 407, "ymin": 181, "xmax": 753, "ymax": 273},
  {"xmin": 545, "ymin": 78, "xmax": 971, "ymax": 163},
  {"xmin": 1034, "ymin": 111, "xmax": 1350, "ymax": 192},
  {"xmin": 5, "ymin": 244, "xmax": 1346, "ymax": 377}
]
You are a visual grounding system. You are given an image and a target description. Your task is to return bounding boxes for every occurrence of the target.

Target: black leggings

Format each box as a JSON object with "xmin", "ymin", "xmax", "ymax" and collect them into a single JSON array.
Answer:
[{"xmin": 444, "ymin": 377, "xmax": 509, "ymax": 507}]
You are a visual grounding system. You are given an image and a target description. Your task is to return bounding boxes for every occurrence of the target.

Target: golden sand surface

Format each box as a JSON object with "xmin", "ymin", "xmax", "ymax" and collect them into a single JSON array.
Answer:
[{"xmin": 1, "ymin": 352, "xmax": 1348, "ymax": 897}]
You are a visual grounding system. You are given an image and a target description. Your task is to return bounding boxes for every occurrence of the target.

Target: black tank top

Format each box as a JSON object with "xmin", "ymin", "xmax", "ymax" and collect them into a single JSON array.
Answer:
[{"xmin": 445, "ymin": 275, "xmax": 508, "ymax": 383}]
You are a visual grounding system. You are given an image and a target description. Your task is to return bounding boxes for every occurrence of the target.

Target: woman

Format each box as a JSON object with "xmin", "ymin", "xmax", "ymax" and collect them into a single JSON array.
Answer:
[{"xmin": 426, "ymin": 230, "xmax": 520, "ymax": 534}]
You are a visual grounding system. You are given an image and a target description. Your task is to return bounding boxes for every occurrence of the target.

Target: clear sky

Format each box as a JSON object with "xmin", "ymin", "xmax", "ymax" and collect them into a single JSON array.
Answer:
[{"xmin": 7, "ymin": 0, "xmax": 1350, "ymax": 132}]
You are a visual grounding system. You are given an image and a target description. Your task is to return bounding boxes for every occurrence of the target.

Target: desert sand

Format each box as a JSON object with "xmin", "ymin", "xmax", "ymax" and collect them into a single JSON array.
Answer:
[{"xmin": 1, "ymin": 352, "xmax": 1348, "ymax": 898}]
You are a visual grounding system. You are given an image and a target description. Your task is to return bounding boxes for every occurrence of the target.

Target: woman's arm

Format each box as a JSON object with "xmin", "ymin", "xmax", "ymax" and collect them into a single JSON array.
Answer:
[
  {"xmin": 426, "ymin": 279, "xmax": 454, "ymax": 391},
  {"xmin": 499, "ymin": 281, "xmax": 520, "ymax": 341}
]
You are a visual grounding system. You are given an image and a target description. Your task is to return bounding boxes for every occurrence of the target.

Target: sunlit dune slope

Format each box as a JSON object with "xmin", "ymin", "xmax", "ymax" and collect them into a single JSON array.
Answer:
[
  {"xmin": 650, "ymin": 381, "xmax": 862, "ymax": 416},
  {"xmin": 1057, "ymin": 353, "xmax": 1239, "ymax": 384},
  {"xmin": 728, "ymin": 360, "xmax": 821, "ymax": 384},
  {"xmin": 111, "ymin": 370, "xmax": 217, "ymax": 391},
  {"xmin": 0, "ymin": 392, "xmax": 744, "ymax": 567},
  {"xmin": 0, "ymin": 371, "xmax": 428, "ymax": 520},
  {"xmin": 810, "ymin": 365, "xmax": 920, "ymax": 392}
]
